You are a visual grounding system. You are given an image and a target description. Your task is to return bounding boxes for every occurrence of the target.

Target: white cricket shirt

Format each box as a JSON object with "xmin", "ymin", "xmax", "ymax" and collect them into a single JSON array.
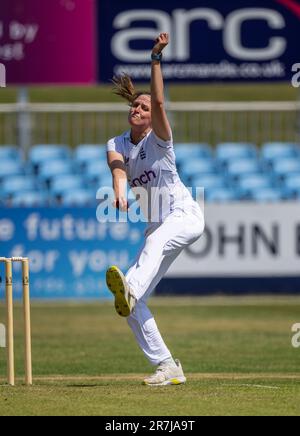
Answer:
[{"xmin": 107, "ymin": 130, "xmax": 197, "ymax": 226}]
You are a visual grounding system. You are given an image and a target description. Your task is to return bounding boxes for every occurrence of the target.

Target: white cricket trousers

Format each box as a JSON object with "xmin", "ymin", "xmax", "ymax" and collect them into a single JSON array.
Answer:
[{"xmin": 125, "ymin": 206, "xmax": 204, "ymax": 366}]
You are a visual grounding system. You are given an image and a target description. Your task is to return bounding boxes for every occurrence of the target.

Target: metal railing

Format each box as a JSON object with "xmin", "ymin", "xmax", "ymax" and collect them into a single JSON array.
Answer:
[{"xmin": 0, "ymin": 101, "xmax": 299, "ymax": 149}]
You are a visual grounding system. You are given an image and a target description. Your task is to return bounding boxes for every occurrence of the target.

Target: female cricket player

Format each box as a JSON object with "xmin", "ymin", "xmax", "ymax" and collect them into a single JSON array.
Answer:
[{"xmin": 106, "ymin": 33, "xmax": 204, "ymax": 386}]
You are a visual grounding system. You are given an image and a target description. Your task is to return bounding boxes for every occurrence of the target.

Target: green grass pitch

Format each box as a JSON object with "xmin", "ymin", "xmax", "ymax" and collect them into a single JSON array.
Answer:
[
  {"xmin": 0, "ymin": 83, "xmax": 297, "ymax": 103},
  {"xmin": 0, "ymin": 296, "xmax": 300, "ymax": 416}
]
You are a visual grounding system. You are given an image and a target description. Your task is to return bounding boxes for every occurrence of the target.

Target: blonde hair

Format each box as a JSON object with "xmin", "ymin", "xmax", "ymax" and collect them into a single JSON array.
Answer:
[{"xmin": 111, "ymin": 74, "xmax": 150, "ymax": 105}]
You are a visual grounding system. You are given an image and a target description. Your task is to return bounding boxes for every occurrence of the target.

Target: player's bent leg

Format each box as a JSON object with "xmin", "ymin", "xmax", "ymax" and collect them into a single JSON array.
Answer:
[
  {"xmin": 143, "ymin": 359, "xmax": 186, "ymax": 386},
  {"xmin": 127, "ymin": 299, "xmax": 173, "ymax": 365},
  {"xmin": 125, "ymin": 211, "xmax": 204, "ymax": 301},
  {"xmin": 106, "ymin": 266, "xmax": 136, "ymax": 317}
]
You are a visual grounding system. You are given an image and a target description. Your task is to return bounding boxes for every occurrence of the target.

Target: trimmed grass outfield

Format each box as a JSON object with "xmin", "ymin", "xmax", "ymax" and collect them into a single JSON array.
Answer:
[
  {"xmin": 0, "ymin": 83, "xmax": 297, "ymax": 103},
  {"xmin": 0, "ymin": 296, "xmax": 300, "ymax": 416}
]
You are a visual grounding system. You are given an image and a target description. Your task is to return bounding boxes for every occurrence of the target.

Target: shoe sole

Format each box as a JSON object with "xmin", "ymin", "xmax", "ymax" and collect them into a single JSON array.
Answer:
[
  {"xmin": 143, "ymin": 376, "xmax": 186, "ymax": 387},
  {"xmin": 106, "ymin": 266, "xmax": 132, "ymax": 317}
]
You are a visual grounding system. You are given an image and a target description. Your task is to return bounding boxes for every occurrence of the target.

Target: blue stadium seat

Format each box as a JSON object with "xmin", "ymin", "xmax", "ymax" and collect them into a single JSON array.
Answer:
[
  {"xmin": 0, "ymin": 145, "xmax": 21, "ymax": 160},
  {"xmin": 180, "ymin": 158, "xmax": 216, "ymax": 180},
  {"xmin": 288, "ymin": 188, "xmax": 300, "ymax": 200},
  {"xmin": 192, "ymin": 174, "xmax": 225, "ymax": 190},
  {"xmin": 226, "ymin": 158, "xmax": 260, "ymax": 179},
  {"xmin": 237, "ymin": 174, "xmax": 271, "ymax": 198},
  {"xmin": 174, "ymin": 143, "xmax": 212, "ymax": 164},
  {"xmin": 10, "ymin": 191, "xmax": 49, "ymax": 207},
  {"xmin": 261, "ymin": 142, "xmax": 300, "ymax": 166},
  {"xmin": 39, "ymin": 160, "xmax": 73, "ymax": 182},
  {"xmin": 279, "ymin": 186, "xmax": 299, "ymax": 200},
  {"xmin": 272, "ymin": 158, "xmax": 300, "ymax": 179},
  {"xmin": 284, "ymin": 174, "xmax": 300, "ymax": 195},
  {"xmin": 0, "ymin": 176, "xmax": 36, "ymax": 198},
  {"xmin": 84, "ymin": 161, "xmax": 111, "ymax": 183},
  {"xmin": 61, "ymin": 189, "xmax": 95, "ymax": 206},
  {"xmin": 75, "ymin": 144, "xmax": 107, "ymax": 167},
  {"xmin": 50, "ymin": 175, "xmax": 83, "ymax": 196},
  {"xmin": 250, "ymin": 188, "xmax": 282, "ymax": 202},
  {"xmin": 93, "ymin": 174, "xmax": 112, "ymax": 190},
  {"xmin": 0, "ymin": 160, "xmax": 23, "ymax": 180},
  {"xmin": 205, "ymin": 188, "xmax": 238, "ymax": 203},
  {"xmin": 216, "ymin": 142, "xmax": 257, "ymax": 167},
  {"xmin": 3, "ymin": 141, "xmax": 299, "ymax": 206},
  {"xmin": 29, "ymin": 144, "xmax": 71, "ymax": 167},
  {"xmin": 291, "ymin": 189, "xmax": 300, "ymax": 200}
]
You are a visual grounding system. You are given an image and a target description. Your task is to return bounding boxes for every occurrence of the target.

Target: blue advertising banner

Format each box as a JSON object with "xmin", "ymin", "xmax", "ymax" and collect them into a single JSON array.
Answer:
[
  {"xmin": 1, "ymin": 204, "xmax": 299, "ymax": 298},
  {"xmin": 0, "ymin": 208, "xmax": 145, "ymax": 299},
  {"xmin": 97, "ymin": 0, "xmax": 300, "ymax": 82}
]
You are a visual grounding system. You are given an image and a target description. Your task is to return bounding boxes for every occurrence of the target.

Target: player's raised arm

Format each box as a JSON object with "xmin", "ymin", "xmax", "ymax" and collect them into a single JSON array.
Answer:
[{"xmin": 150, "ymin": 33, "xmax": 172, "ymax": 142}]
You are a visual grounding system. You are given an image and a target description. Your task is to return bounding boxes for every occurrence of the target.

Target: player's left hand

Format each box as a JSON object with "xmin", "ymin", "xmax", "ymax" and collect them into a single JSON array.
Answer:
[{"xmin": 152, "ymin": 33, "xmax": 169, "ymax": 55}]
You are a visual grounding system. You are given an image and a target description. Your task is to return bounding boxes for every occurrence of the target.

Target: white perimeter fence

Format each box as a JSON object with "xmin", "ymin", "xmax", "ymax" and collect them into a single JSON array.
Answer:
[{"xmin": 0, "ymin": 101, "xmax": 299, "ymax": 150}]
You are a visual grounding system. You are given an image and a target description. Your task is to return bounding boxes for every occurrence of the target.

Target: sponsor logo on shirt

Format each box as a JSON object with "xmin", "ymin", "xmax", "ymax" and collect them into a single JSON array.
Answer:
[{"xmin": 130, "ymin": 170, "xmax": 157, "ymax": 187}]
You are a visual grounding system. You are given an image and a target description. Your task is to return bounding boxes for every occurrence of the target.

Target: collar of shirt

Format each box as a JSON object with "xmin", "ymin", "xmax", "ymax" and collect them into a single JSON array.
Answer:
[{"xmin": 125, "ymin": 130, "xmax": 152, "ymax": 147}]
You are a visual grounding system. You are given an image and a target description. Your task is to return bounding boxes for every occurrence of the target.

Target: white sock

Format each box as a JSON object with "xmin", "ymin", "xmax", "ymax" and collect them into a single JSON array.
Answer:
[{"xmin": 160, "ymin": 357, "xmax": 176, "ymax": 367}]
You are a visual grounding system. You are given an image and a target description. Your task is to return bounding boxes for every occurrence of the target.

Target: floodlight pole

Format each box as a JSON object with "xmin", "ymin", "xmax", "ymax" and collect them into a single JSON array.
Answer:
[{"xmin": 17, "ymin": 87, "xmax": 31, "ymax": 160}]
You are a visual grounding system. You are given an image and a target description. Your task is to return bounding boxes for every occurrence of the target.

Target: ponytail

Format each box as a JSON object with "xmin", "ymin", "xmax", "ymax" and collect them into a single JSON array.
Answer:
[{"xmin": 112, "ymin": 74, "xmax": 150, "ymax": 105}]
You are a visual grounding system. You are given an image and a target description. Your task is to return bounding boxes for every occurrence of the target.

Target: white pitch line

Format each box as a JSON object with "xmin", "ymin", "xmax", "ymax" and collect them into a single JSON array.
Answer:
[{"xmin": 238, "ymin": 384, "xmax": 280, "ymax": 390}]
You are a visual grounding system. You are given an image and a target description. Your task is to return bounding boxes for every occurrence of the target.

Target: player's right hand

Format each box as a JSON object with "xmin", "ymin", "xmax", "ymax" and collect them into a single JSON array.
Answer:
[{"xmin": 113, "ymin": 197, "xmax": 129, "ymax": 211}]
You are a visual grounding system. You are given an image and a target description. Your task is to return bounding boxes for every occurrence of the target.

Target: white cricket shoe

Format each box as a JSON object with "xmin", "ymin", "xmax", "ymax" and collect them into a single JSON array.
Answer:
[
  {"xmin": 106, "ymin": 266, "xmax": 136, "ymax": 317},
  {"xmin": 143, "ymin": 359, "xmax": 186, "ymax": 386}
]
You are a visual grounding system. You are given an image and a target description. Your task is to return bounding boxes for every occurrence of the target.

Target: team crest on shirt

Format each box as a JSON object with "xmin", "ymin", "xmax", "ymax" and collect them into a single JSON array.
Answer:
[{"xmin": 139, "ymin": 147, "xmax": 146, "ymax": 160}]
